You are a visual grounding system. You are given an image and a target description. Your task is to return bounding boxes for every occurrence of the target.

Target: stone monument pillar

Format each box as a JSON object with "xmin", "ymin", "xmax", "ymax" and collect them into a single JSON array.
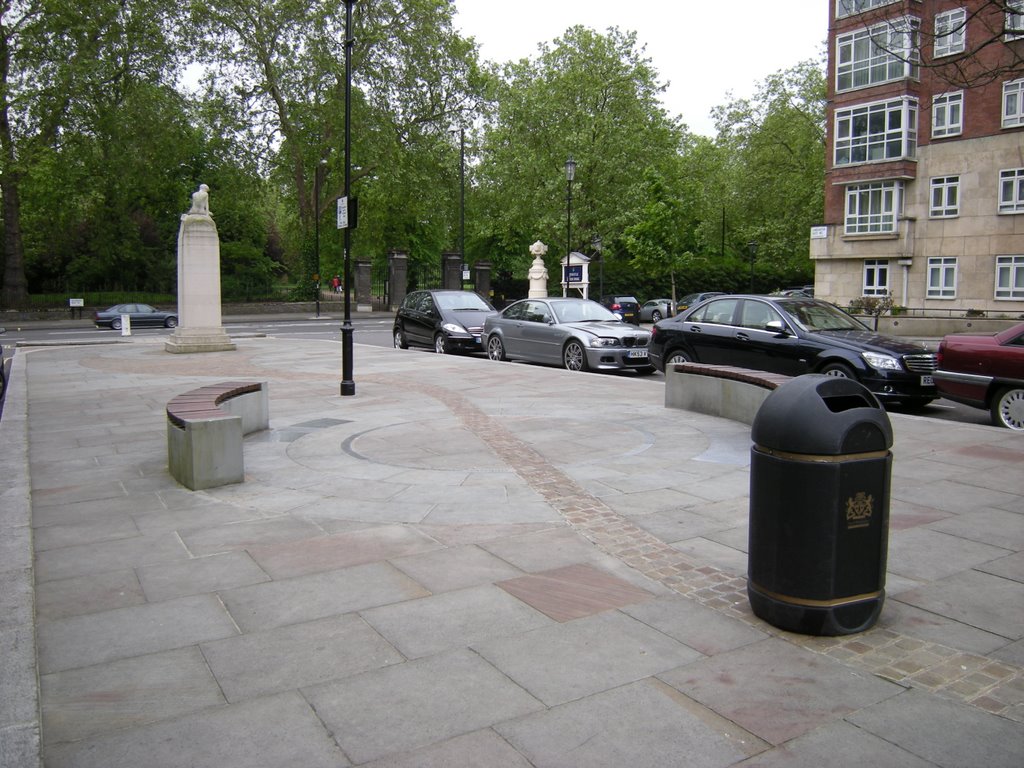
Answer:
[
  {"xmin": 472, "ymin": 261, "xmax": 492, "ymax": 302},
  {"xmin": 355, "ymin": 259, "xmax": 373, "ymax": 312},
  {"xmin": 165, "ymin": 185, "xmax": 236, "ymax": 353},
  {"xmin": 388, "ymin": 250, "xmax": 409, "ymax": 311},
  {"xmin": 442, "ymin": 252, "xmax": 463, "ymax": 290},
  {"xmin": 527, "ymin": 241, "xmax": 549, "ymax": 298}
]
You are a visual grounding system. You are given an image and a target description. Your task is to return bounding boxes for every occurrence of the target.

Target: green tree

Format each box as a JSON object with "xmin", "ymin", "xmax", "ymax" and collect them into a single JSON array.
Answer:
[
  {"xmin": 710, "ymin": 58, "xmax": 826, "ymax": 273},
  {"xmin": 475, "ymin": 26, "xmax": 685, "ymax": 280},
  {"xmin": 192, "ymin": 0, "xmax": 485, "ymax": 282},
  {"xmin": 2, "ymin": 0, "xmax": 187, "ymax": 304}
]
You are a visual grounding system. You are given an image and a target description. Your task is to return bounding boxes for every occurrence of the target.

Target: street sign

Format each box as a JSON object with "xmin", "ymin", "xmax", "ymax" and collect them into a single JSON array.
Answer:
[
  {"xmin": 337, "ymin": 196, "xmax": 348, "ymax": 229},
  {"xmin": 565, "ymin": 264, "xmax": 583, "ymax": 283}
]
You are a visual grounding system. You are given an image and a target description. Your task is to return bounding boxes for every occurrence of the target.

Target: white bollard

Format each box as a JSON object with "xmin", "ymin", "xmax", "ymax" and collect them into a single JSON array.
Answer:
[{"xmin": 120, "ymin": 314, "xmax": 132, "ymax": 336}]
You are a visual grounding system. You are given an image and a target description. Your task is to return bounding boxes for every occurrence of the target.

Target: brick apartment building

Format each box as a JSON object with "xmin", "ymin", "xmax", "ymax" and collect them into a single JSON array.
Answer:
[{"xmin": 810, "ymin": 0, "xmax": 1024, "ymax": 317}]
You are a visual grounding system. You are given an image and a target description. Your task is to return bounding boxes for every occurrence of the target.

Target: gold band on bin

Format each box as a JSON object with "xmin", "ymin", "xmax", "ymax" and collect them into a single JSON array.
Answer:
[
  {"xmin": 749, "ymin": 582, "xmax": 882, "ymax": 608},
  {"xmin": 753, "ymin": 445, "xmax": 890, "ymax": 464}
]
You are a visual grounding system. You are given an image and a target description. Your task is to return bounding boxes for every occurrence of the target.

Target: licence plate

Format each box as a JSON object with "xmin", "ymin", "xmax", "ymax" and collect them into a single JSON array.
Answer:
[
  {"xmin": 628, "ymin": 349, "xmax": 648, "ymax": 359},
  {"xmin": 920, "ymin": 375, "xmax": 933, "ymax": 386}
]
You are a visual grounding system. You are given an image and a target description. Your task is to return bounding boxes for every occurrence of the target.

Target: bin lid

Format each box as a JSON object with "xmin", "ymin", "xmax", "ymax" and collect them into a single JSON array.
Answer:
[{"xmin": 751, "ymin": 374, "xmax": 893, "ymax": 455}]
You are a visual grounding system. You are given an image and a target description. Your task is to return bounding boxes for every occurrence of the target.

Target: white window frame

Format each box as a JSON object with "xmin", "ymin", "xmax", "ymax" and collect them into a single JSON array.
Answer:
[
  {"xmin": 837, "ymin": 0, "xmax": 899, "ymax": 19},
  {"xmin": 934, "ymin": 8, "xmax": 967, "ymax": 57},
  {"xmin": 1003, "ymin": 79, "xmax": 1024, "ymax": 128},
  {"xmin": 845, "ymin": 181, "xmax": 902, "ymax": 235},
  {"xmin": 995, "ymin": 255, "xmax": 1024, "ymax": 300},
  {"xmin": 927, "ymin": 257, "xmax": 958, "ymax": 299},
  {"xmin": 1007, "ymin": 1, "xmax": 1024, "ymax": 40},
  {"xmin": 834, "ymin": 98, "xmax": 917, "ymax": 166},
  {"xmin": 836, "ymin": 18, "xmax": 920, "ymax": 92},
  {"xmin": 999, "ymin": 168, "xmax": 1024, "ymax": 213},
  {"xmin": 932, "ymin": 91, "xmax": 963, "ymax": 138},
  {"xmin": 863, "ymin": 259, "xmax": 891, "ymax": 297},
  {"xmin": 930, "ymin": 176, "xmax": 960, "ymax": 218}
]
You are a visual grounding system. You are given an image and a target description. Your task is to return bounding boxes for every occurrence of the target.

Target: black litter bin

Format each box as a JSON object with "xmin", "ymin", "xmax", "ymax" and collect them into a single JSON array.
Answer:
[{"xmin": 748, "ymin": 374, "xmax": 893, "ymax": 636}]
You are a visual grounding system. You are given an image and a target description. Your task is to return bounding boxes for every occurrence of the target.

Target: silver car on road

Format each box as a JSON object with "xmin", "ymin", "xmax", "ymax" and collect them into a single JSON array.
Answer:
[{"xmin": 483, "ymin": 297, "xmax": 654, "ymax": 373}]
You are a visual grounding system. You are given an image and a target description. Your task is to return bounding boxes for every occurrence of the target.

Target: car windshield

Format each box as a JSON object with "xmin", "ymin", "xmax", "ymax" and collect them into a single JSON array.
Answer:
[
  {"xmin": 434, "ymin": 293, "xmax": 491, "ymax": 311},
  {"xmin": 784, "ymin": 300, "xmax": 868, "ymax": 333},
  {"xmin": 552, "ymin": 300, "xmax": 617, "ymax": 324}
]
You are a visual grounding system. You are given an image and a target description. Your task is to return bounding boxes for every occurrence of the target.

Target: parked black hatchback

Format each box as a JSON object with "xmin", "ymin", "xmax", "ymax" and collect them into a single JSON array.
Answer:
[
  {"xmin": 649, "ymin": 295, "xmax": 938, "ymax": 407},
  {"xmin": 393, "ymin": 289, "xmax": 496, "ymax": 354}
]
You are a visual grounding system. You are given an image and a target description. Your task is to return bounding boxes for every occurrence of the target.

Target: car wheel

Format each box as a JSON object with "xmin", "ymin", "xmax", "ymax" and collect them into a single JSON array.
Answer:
[
  {"xmin": 665, "ymin": 349, "xmax": 692, "ymax": 366},
  {"xmin": 164, "ymin": 316, "xmax": 178, "ymax": 328},
  {"xmin": 434, "ymin": 333, "xmax": 449, "ymax": 354},
  {"xmin": 393, "ymin": 328, "xmax": 408, "ymax": 349},
  {"xmin": 820, "ymin": 361, "xmax": 856, "ymax": 379},
  {"xmin": 651, "ymin": 310, "xmax": 662, "ymax": 323},
  {"xmin": 486, "ymin": 335, "xmax": 506, "ymax": 361},
  {"xmin": 991, "ymin": 386, "xmax": 1024, "ymax": 430},
  {"xmin": 111, "ymin": 318, "xmax": 122, "ymax": 331},
  {"xmin": 563, "ymin": 340, "xmax": 588, "ymax": 372}
]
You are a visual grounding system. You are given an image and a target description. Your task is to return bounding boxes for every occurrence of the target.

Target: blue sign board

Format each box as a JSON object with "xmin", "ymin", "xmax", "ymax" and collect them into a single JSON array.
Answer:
[{"xmin": 565, "ymin": 264, "xmax": 583, "ymax": 283}]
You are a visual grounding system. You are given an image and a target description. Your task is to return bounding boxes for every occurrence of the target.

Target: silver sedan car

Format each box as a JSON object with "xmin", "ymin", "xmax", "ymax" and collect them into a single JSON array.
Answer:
[{"xmin": 483, "ymin": 297, "xmax": 654, "ymax": 373}]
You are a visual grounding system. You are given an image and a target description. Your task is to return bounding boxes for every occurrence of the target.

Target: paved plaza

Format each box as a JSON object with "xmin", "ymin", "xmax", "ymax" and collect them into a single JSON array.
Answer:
[{"xmin": 1, "ymin": 333, "xmax": 1022, "ymax": 766}]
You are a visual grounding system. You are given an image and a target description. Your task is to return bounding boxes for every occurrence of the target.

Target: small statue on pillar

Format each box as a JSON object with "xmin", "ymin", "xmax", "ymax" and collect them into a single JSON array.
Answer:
[{"xmin": 528, "ymin": 240, "xmax": 549, "ymax": 298}]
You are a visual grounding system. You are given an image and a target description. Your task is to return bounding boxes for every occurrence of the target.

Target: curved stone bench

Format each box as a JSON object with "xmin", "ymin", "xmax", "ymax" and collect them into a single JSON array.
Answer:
[
  {"xmin": 665, "ymin": 363, "xmax": 791, "ymax": 425},
  {"xmin": 166, "ymin": 381, "xmax": 269, "ymax": 490}
]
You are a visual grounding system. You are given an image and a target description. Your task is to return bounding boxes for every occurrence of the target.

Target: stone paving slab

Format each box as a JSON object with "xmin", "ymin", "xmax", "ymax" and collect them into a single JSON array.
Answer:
[
  {"xmin": 42, "ymin": 692, "xmax": 348, "ymax": 768},
  {"xmin": 473, "ymin": 610, "xmax": 705, "ymax": 707},
  {"xmin": 659, "ymin": 638, "xmax": 904, "ymax": 746},
  {"xmin": 303, "ymin": 648, "xmax": 544, "ymax": 764},
  {"xmin": 848, "ymin": 688, "xmax": 1024, "ymax": 768},
  {"xmin": 494, "ymin": 678, "xmax": 761, "ymax": 768},
  {"xmin": 3, "ymin": 337, "xmax": 1023, "ymax": 768}
]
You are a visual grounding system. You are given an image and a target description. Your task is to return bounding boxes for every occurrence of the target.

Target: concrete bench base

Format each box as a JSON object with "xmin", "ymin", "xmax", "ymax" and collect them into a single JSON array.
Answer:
[
  {"xmin": 665, "ymin": 364, "xmax": 790, "ymax": 425},
  {"xmin": 167, "ymin": 381, "xmax": 269, "ymax": 490}
]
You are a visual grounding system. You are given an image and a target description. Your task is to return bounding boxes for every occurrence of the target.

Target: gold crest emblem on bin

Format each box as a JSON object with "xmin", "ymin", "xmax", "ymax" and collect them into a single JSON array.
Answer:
[{"xmin": 845, "ymin": 492, "xmax": 874, "ymax": 529}]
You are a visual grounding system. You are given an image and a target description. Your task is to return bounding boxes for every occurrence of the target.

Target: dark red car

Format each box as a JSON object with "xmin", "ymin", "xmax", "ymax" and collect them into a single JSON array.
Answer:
[{"xmin": 934, "ymin": 322, "xmax": 1024, "ymax": 430}]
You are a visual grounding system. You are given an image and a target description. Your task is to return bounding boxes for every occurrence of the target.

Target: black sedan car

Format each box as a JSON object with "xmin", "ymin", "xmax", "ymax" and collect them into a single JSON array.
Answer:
[
  {"xmin": 649, "ymin": 295, "xmax": 938, "ymax": 407},
  {"xmin": 393, "ymin": 289, "xmax": 496, "ymax": 354},
  {"xmin": 94, "ymin": 303, "xmax": 178, "ymax": 330},
  {"xmin": 484, "ymin": 297, "xmax": 653, "ymax": 373}
]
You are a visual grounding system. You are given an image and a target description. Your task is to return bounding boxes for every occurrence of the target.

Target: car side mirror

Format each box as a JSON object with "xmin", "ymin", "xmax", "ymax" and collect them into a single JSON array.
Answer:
[{"xmin": 766, "ymin": 320, "xmax": 789, "ymax": 336}]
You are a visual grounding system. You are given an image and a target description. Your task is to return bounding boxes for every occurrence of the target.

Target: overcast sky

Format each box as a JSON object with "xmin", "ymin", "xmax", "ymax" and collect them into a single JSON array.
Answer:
[{"xmin": 452, "ymin": 0, "xmax": 829, "ymax": 136}]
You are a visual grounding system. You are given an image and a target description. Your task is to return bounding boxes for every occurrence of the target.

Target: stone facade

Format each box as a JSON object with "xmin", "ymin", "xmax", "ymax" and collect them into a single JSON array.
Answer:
[{"xmin": 813, "ymin": 0, "xmax": 1024, "ymax": 318}]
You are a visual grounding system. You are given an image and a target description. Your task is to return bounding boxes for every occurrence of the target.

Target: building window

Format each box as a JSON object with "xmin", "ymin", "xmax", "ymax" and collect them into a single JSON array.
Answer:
[
  {"xmin": 934, "ymin": 8, "xmax": 967, "ymax": 57},
  {"xmin": 927, "ymin": 257, "xmax": 958, "ymax": 299},
  {"xmin": 1003, "ymin": 79, "xmax": 1024, "ymax": 128},
  {"xmin": 863, "ymin": 260, "xmax": 891, "ymax": 297},
  {"xmin": 834, "ymin": 98, "xmax": 917, "ymax": 166},
  {"xmin": 845, "ymin": 182, "xmax": 901, "ymax": 235},
  {"xmin": 996, "ymin": 255, "xmax": 1024, "ymax": 299},
  {"xmin": 932, "ymin": 91, "xmax": 963, "ymax": 137},
  {"xmin": 1007, "ymin": 1, "xmax": 1024, "ymax": 40},
  {"xmin": 930, "ymin": 176, "xmax": 959, "ymax": 218},
  {"xmin": 836, "ymin": 19, "xmax": 919, "ymax": 92},
  {"xmin": 837, "ymin": 0, "xmax": 898, "ymax": 19},
  {"xmin": 999, "ymin": 169, "xmax": 1024, "ymax": 213}
]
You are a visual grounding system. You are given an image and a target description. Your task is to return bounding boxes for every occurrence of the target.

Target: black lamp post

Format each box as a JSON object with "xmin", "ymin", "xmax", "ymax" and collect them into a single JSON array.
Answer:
[
  {"xmin": 748, "ymin": 240, "xmax": 758, "ymax": 293},
  {"xmin": 592, "ymin": 234, "xmax": 603, "ymax": 300},
  {"xmin": 340, "ymin": 0, "xmax": 356, "ymax": 396},
  {"xmin": 564, "ymin": 155, "xmax": 576, "ymax": 297},
  {"xmin": 450, "ymin": 126, "xmax": 465, "ymax": 259}
]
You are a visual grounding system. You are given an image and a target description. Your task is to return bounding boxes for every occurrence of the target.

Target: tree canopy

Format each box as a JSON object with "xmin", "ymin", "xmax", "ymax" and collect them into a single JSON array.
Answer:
[{"xmin": 0, "ymin": 1, "xmax": 823, "ymax": 307}]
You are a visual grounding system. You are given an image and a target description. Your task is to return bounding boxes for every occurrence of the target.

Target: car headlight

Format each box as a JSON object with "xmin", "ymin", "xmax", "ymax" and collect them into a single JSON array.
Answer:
[
  {"xmin": 588, "ymin": 337, "xmax": 618, "ymax": 348},
  {"xmin": 861, "ymin": 351, "xmax": 902, "ymax": 372},
  {"xmin": 441, "ymin": 322, "xmax": 469, "ymax": 335}
]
